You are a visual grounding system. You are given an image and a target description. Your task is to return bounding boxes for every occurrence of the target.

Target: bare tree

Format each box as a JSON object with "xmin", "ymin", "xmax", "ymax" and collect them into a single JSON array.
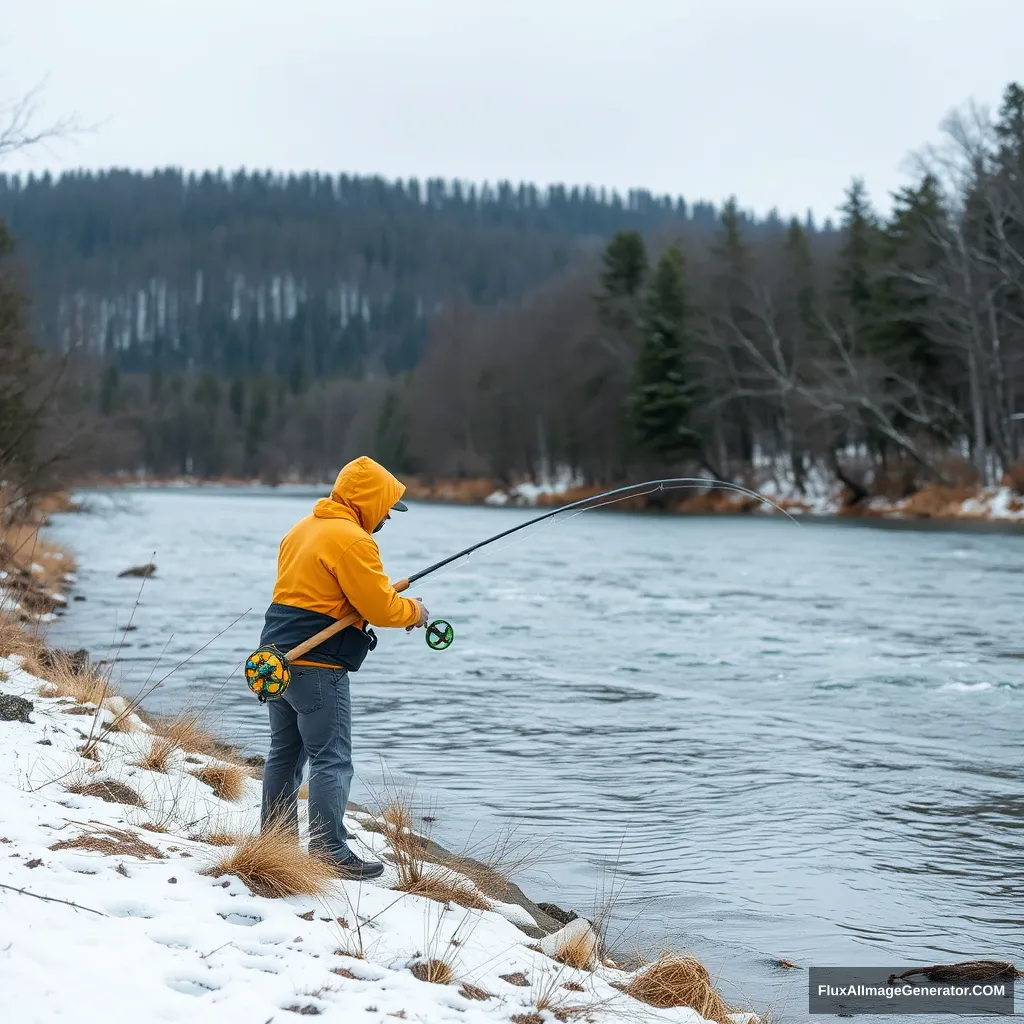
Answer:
[{"xmin": 0, "ymin": 80, "xmax": 80, "ymax": 165}]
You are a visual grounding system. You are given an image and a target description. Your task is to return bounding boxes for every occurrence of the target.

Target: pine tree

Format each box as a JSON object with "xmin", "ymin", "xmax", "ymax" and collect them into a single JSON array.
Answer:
[
  {"xmin": 870, "ymin": 175, "xmax": 945, "ymax": 377},
  {"xmin": 783, "ymin": 218, "xmax": 817, "ymax": 334},
  {"xmin": 597, "ymin": 230, "xmax": 648, "ymax": 332},
  {"xmin": 628, "ymin": 245, "xmax": 702, "ymax": 462},
  {"xmin": 994, "ymin": 82, "xmax": 1024, "ymax": 172},
  {"xmin": 833, "ymin": 178, "xmax": 879, "ymax": 321}
]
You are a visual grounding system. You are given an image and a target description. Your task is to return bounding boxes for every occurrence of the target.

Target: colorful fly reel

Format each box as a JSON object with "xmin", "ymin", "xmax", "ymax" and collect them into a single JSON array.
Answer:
[
  {"xmin": 425, "ymin": 619, "xmax": 454, "ymax": 651},
  {"xmin": 245, "ymin": 645, "xmax": 291, "ymax": 703}
]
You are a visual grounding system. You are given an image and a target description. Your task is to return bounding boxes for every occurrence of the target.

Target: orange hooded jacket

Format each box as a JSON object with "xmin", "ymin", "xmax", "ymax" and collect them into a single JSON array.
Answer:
[{"xmin": 264, "ymin": 457, "xmax": 420, "ymax": 668}]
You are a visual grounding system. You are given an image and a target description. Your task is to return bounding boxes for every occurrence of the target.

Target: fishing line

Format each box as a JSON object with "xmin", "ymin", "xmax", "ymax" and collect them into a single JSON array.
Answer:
[{"xmin": 402, "ymin": 477, "xmax": 800, "ymax": 594}]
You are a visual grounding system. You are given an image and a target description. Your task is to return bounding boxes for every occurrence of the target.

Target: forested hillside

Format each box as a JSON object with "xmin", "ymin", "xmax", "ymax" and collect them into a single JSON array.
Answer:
[
  {"xmin": 2, "ymin": 83, "xmax": 1023, "ymax": 499},
  {"xmin": 0, "ymin": 171, "xmax": 728, "ymax": 376}
]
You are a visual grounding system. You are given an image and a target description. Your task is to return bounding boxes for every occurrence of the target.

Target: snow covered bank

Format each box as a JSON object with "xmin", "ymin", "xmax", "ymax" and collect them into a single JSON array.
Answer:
[
  {"xmin": 0, "ymin": 652, "xmax": 747, "ymax": 1024},
  {"xmin": 484, "ymin": 470, "xmax": 1024, "ymax": 523},
  {"xmin": 484, "ymin": 469, "xmax": 584, "ymax": 508}
]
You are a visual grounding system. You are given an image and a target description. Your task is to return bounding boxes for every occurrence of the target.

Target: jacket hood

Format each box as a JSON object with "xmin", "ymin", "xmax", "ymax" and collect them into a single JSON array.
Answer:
[{"xmin": 313, "ymin": 456, "xmax": 406, "ymax": 534}]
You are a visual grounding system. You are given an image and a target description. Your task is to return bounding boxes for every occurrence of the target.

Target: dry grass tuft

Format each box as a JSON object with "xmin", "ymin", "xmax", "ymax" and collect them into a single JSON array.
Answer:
[
  {"xmin": 381, "ymin": 800, "xmax": 415, "ymax": 832},
  {"xmin": 191, "ymin": 761, "xmax": 248, "ymax": 802},
  {"xmin": 209, "ymin": 820, "xmax": 337, "ymax": 899},
  {"xmin": 510, "ymin": 1015, "xmax": 544, "ymax": 1024},
  {"xmin": 378, "ymin": 795, "xmax": 432, "ymax": 889},
  {"xmin": 409, "ymin": 960, "xmax": 454, "ymax": 985},
  {"xmin": 190, "ymin": 830, "xmax": 241, "ymax": 847},
  {"xmin": 131, "ymin": 736, "xmax": 176, "ymax": 774},
  {"xmin": 140, "ymin": 822, "xmax": 169, "ymax": 833},
  {"xmin": 37, "ymin": 653, "xmax": 112, "ymax": 706},
  {"xmin": 562, "ymin": 981, "xmax": 585, "ymax": 992},
  {"xmin": 0, "ymin": 620, "xmax": 45, "ymax": 673},
  {"xmin": 500, "ymin": 972, "xmax": 530, "ymax": 988},
  {"xmin": 394, "ymin": 872, "xmax": 491, "ymax": 911},
  {"xmin": 156, "ymin": 712, "xmax": 230, "ymax": 757},
  {"xmin": 155, "ymin": 711, "xmax": 213, "ymax": 752},
  {"xmin": 371, "ymin": 785, "xmax": 537, "ymax": 916},
  {"xmin": 554, "ymin": 929, "xmax": 597, "ymax": 971},
  {"xmin": 0, "ymin": 520, "xmax": 76, "ymax": 588},
  {"xmin": 334, "ymin": 946, "xmax": 364, "ymax": 961},
  {"xmin": 458, "ymin": 984, "xmax": 492, "ymax": 1001},
  {"xmin": 154, "ymin": 711, "xmax": 259, "ymax": 772},
  {"xmin": 68, "ymin": 779, "xmax": 145, "ymax": 807},
  {"xmin": 106, "ymin": 706, "xmax": 142, "ymax": 733},
  {"xmin": 50, "ymin": 825, "xmax": 164, "ymax": 859},
  {"xmin": 624, "ymin": 954, "xmax": 733, "ymax": 1023}
]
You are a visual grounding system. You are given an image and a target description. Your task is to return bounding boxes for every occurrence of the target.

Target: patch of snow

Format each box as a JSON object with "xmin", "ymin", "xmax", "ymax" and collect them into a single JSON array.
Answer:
[
  {"xmin": 0, "ymin": 653, "xmax": 712, "ymax": 1024},
  {"xmin": 494, "ymin": 466, "xmax": 584, "ymax": 507}
]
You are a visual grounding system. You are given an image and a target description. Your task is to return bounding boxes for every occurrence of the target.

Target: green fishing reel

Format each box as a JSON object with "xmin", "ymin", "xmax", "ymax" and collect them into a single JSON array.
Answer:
[{"xmin": 426, "ymin": 619, "xmax": 454, "ymax": 651}]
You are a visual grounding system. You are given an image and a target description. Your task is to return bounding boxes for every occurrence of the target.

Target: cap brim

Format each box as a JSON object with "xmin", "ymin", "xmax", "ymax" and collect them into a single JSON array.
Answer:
[{"xmin": 391, "ymin": 499, "xmax": 408, "ymax": 512}]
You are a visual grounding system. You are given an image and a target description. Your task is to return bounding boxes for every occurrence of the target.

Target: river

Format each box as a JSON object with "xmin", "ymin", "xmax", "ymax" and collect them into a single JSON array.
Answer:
[{"xmin": 45, "ymin": 487, "xmax": 1023, "ymax": 1018}]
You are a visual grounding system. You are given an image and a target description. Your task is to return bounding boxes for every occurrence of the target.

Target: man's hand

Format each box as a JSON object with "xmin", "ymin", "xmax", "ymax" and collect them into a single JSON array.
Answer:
[{"xmin": 406, "ymin": 598, "xmax": 430, "ymax": 631}]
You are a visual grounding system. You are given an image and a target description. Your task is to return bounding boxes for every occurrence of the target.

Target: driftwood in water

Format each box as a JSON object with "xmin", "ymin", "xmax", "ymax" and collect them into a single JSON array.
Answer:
[{"xmin": 888, "ymin": 960, "xmax": 1020, "ymax": 984}]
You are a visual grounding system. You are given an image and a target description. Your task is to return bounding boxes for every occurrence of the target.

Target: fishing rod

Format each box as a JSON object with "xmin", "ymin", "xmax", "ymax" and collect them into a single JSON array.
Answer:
[
  {"xmin": 245, "ymin": 477, "xmax": 794, "ymax": 699},
  {"xmin": 409, "ymin": 476, "xmax": 797, "ymax": 591}
]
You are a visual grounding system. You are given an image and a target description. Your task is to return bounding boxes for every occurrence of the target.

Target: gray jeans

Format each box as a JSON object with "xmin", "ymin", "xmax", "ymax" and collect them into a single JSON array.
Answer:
[{"xmin": 261, "ymin": 664, "xmax": 353, "ymax": 860}]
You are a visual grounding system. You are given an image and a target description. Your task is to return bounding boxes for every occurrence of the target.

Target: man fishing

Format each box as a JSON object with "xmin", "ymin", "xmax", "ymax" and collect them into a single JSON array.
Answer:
[{"xmin": 259, "ymin": 456, "xmax": 429, "ymax": 879}]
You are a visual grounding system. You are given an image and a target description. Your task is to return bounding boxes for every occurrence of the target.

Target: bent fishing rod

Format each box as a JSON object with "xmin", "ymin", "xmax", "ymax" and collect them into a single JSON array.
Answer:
[{"xmin": 283, "ymin": 476, "xmax": 797, "ymax": 661}]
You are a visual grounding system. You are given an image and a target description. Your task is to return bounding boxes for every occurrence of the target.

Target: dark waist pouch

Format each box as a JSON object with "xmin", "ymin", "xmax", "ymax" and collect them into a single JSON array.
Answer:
[{"xmin": 260, "ymin": 603, "xmax": 377, "ymax": 672}]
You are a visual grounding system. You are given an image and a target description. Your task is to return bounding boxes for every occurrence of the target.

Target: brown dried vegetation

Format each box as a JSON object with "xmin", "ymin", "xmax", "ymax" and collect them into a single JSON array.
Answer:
[
  {"xmin": 624, "ymin": 954, "xmax": 732, "ymax": 1024},
  {"xmin": 50, "ymin": 825, "xmax": 164, "ymax": 859},
  {"xmin": 209, "ymin": 821, "xmax": 336, "ymax": 899}
]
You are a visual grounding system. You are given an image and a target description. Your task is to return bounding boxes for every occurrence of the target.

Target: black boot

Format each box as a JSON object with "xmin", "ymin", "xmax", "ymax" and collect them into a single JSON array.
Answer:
[{"xmin": 331, "ymin": 849, "xmax": 384, "ymax": 880}]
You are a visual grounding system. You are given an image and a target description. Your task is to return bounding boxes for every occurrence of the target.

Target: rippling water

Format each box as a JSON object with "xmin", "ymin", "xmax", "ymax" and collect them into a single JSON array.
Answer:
[{"xmin": 47, "ymin": 488, "xmax": 1023, "ymax": 1016}]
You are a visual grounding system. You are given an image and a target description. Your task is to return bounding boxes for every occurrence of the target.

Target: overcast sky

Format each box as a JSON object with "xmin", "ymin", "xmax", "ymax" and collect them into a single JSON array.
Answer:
[{"xmin": 3, "ymin": 0, "xmax": 1023, "ymax": 222}]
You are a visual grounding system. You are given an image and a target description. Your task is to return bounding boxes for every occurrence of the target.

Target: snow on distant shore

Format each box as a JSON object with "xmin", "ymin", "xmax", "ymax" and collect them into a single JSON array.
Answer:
[
  {"xmin": 0, "ymin": 654, "xmax": 718, "ymax": 1024},
  {"xmin": 485, "ymin": 465, "xmax": 1024, "ymax": 522},
  {"xmin": 485, "ymin": 468, "xmax": 583, "ymax": 507}
]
